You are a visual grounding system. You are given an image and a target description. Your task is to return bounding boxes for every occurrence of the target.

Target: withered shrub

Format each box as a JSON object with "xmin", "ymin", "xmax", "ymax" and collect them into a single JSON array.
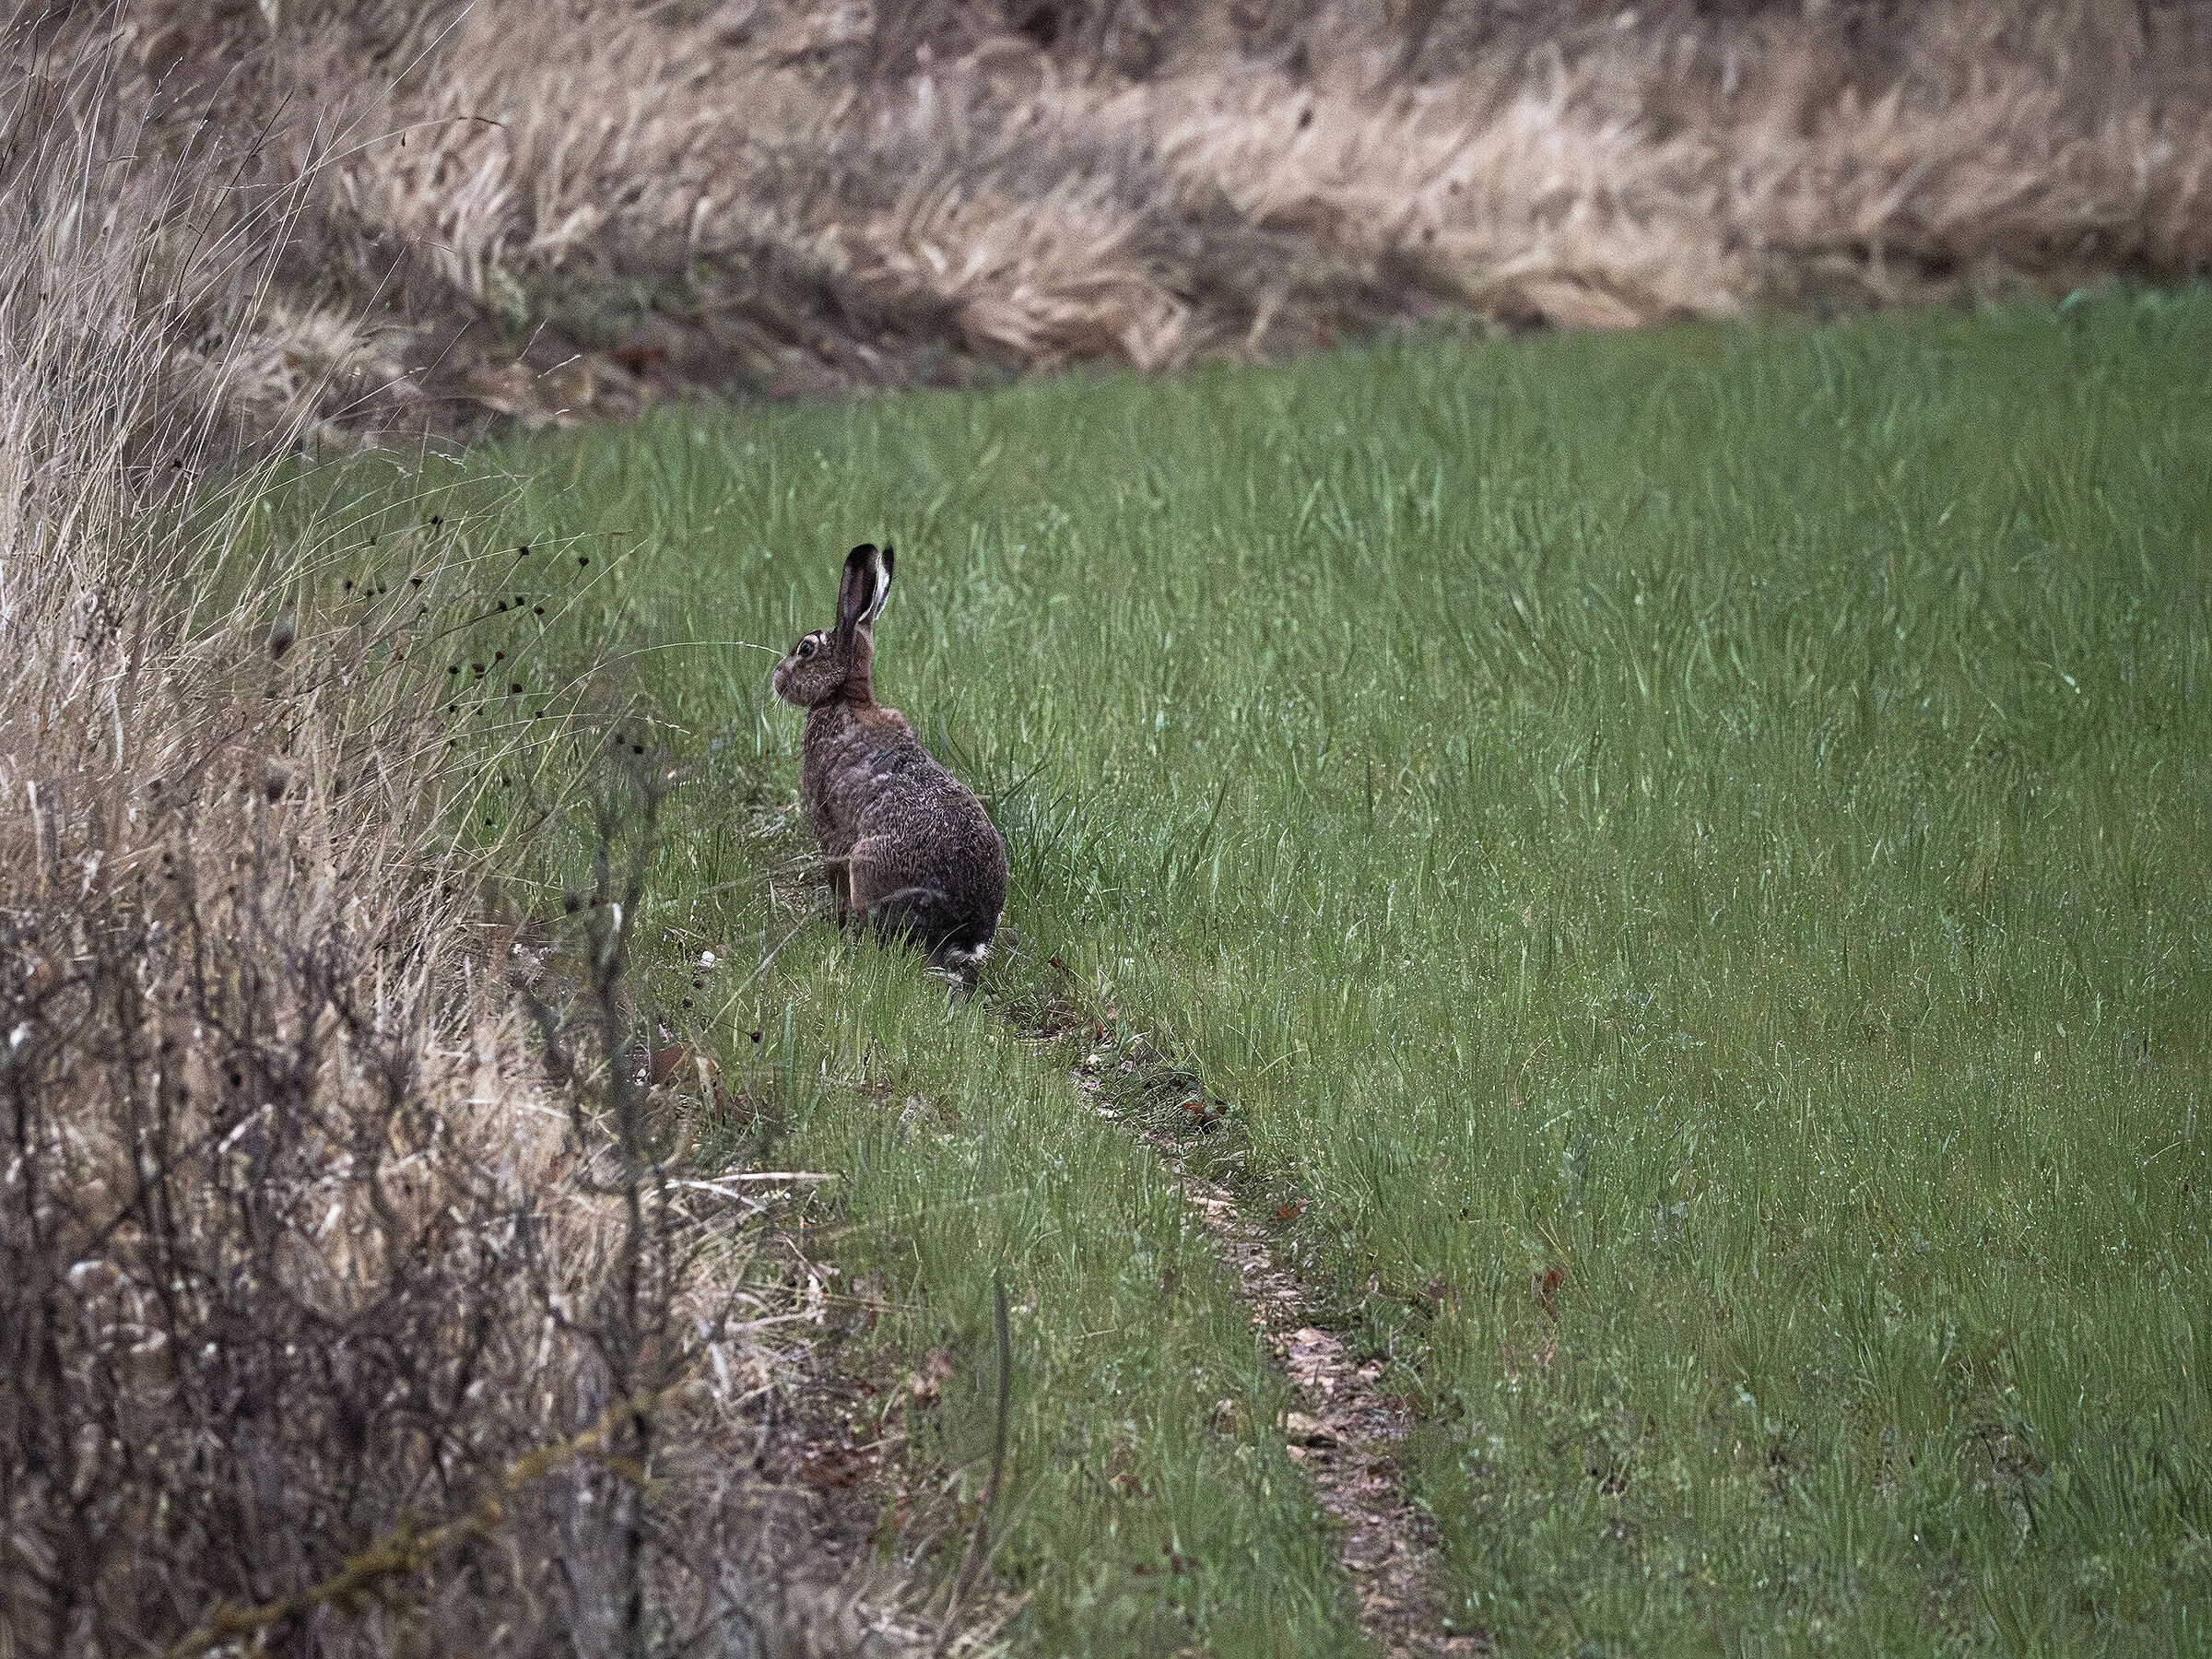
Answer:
[{"xmin": 0, "ymin": 34, "xmax": 849, "ymax": 1659}]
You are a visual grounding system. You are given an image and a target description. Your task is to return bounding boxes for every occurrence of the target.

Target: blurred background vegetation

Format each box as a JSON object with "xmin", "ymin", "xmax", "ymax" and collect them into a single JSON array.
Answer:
[{"xmin": 54, "ymin": 0, "xmax": 2212, "ymax": 438}]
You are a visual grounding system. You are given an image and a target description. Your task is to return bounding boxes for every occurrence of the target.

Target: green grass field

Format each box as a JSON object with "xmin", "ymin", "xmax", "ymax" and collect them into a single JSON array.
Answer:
[{"xmin": 302, "ymin": 290, "xmax": 2210, "ymax": 1655}]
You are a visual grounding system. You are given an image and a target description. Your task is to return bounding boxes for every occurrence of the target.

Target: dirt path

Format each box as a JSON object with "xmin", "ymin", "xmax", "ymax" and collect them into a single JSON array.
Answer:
[{"xmin": 1072, "ymin": 1065, "xmax": 1487, "ymax": 1659}]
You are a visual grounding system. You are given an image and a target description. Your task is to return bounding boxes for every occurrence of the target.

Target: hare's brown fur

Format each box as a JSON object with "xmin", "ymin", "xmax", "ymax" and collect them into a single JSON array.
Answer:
[{"xmin": 772, "ymin": 545, "xmax": 1006, "ymax": 971}]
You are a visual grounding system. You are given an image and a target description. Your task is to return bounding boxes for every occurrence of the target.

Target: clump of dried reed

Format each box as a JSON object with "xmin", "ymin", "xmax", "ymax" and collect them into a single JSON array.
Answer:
[
  {"xmin": 0, "ymin": 32, "xmax": 888, "ymax": 1656},
  {"xmin": 72, "ymin": 0, "xmax": 2212, "ymax": 430}
]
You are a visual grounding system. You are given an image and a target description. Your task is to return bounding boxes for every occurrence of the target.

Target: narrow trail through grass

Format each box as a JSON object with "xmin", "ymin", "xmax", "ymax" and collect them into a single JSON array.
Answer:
[
  {"xmin": 299, "ymin": 290, "xmax": 2211, "ymax": 1657},
  {"xmin": 1066, "ymin": 1046, "xmax": 1482, "ymax": 1657}
]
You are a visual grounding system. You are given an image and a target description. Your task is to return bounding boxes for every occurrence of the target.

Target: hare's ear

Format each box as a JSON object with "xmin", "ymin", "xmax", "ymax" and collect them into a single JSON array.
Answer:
[
  {"xmin": 866, "ymin": 545, "xmax": 895, "ymax": 624},
  {"xmin": 836, "ymin": 544, "xmax": 879, "ymax": 635},
  {"xmin": 838, "ymin": 542, "xmax": 893, "ymax": 633}
]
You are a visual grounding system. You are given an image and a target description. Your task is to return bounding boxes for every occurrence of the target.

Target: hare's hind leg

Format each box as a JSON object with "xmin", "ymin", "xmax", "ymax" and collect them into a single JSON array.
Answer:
[
  {"xmin": 849, "ymin": 839, "xmax": 961, "ymax": 960},
  {"xmin": 843, "ymin": 837, "xmax": 912, "ymax": 931},
  {"xmin": 818, "ymin": 853, "xmax": 855, "ymax": 925}
]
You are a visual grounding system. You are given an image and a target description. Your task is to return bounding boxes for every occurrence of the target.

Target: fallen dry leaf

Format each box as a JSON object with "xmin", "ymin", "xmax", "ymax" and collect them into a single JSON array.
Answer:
[
  {"xmin": 1534, "ymin": 1262, "xmax": 1567, "ymax": 1319},
  {"xmin": 906, "ymin": 1345, "xmax": 957, "ymax": 1406},
  {"xmin": 649, "ymin": 1043, "xmax": 693, "ymax": 1087}
]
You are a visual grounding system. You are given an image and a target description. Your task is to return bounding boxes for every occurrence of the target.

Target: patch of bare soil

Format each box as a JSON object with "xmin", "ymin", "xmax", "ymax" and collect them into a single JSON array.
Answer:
[
  {"xmin": 731, "ymin": 1337, "xmax": 938, "ymax": 1659},
  {"xmin": 1071, "ymin": 1065, "xmax": 1488, "ymax": 1658}
]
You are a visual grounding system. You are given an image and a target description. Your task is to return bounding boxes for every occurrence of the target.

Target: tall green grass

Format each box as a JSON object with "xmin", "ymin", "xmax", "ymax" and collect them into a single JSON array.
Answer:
[{"xmin": 312, "ymin": 289, "xmax": 2211, "ymax": 1655}]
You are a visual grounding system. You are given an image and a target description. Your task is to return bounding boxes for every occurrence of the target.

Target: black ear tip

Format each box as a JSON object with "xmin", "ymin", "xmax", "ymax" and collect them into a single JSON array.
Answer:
[
  {"xmin": 845, "ymin": 542, "xmax": 877, "ymax": 567},
  {"xmin": 880, "ymin": 545, "xmax": 896, "ymax": 574}
]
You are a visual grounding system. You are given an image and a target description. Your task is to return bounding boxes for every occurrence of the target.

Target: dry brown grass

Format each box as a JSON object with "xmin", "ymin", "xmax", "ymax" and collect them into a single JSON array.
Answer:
[
  {"xmin": 0, "ymin": 27, "xmax": 925, "ymax": 1653},
  {"xmin": 63, "ymin": 0, "xmax": 2212, "ymax": 431}
]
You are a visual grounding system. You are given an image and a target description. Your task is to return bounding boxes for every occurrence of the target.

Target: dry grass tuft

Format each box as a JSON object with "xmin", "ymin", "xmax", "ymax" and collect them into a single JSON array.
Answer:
[
  {"xmin": 0, "ymin": 29, "xmax": 917, "ymax": 1654},
  {"xmin": 38, "ymin": 0, "xmax": 2210, "ymax": 431}
]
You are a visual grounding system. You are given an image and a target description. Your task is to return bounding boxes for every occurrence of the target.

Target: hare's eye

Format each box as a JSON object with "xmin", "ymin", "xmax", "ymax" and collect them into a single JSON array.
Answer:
[{"xmin": 797, "ymin": 639, "xmax": 817, "ymax": 659}]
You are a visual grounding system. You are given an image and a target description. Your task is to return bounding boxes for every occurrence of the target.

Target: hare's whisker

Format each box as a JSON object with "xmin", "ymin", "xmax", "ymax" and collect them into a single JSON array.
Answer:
[{"xmin": 616, "ymin": 639, "xmax": 783, "ymax": 657}]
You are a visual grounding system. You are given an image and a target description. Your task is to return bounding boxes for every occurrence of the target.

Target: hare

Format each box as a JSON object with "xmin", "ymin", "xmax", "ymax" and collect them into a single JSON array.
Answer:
[{"xmin": 772, "ymin": 544, "xmax": 1007, "ymax": 975}]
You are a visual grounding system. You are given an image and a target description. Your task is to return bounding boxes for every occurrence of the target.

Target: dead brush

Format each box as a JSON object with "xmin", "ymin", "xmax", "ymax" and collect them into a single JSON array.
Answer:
[
  {"xmin": 0, "ymin": 37, "xmax": 908, "ymax": 1659},
  {"xmin": 41, "ymin": 0, "xmax": 2212, "ymax": 434}
]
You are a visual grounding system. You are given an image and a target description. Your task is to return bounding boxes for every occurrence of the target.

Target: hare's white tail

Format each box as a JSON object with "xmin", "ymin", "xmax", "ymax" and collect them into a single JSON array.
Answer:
[
  {"xmin": 861, "ymin": 884, "xmax": 995, "ymax": 974},
  {"xmin": 935, "ymin": 940, "xmax": 990, "ymax": 973}
]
